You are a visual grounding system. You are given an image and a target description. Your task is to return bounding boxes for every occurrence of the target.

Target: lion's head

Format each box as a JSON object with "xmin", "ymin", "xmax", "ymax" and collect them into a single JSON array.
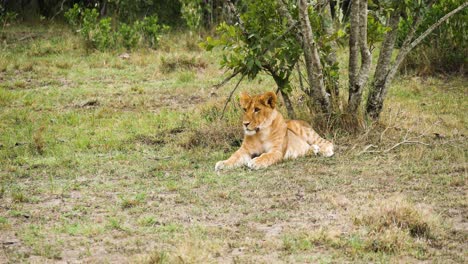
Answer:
[{"xmin": 239, "ymin": 91, "xmax": 277, "ymax": 136}]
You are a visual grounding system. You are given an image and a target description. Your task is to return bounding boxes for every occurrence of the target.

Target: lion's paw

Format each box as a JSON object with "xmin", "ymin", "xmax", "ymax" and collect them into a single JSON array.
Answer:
[
  {"xmin": 247, "ymin": 158, "xmax": 267, "ymax": 170},
  {"xmin": 215, "ymin": 160, "xmax": 226, "ymax": 172},
  {"xmin": 311, "ymin": 144, "xmax": 320, "ymax": 155}
]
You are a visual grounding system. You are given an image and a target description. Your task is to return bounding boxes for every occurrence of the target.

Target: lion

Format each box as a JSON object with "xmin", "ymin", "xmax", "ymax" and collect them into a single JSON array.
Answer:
[{"xmin": 215, "ymin": 91, "xmax": 334, "ymax": 171}]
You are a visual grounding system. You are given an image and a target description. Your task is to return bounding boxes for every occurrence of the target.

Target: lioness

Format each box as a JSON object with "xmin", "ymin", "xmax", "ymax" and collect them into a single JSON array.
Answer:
[{"xmin": 215, "ymin": 91, "xmax": 334, "ymax": 171}]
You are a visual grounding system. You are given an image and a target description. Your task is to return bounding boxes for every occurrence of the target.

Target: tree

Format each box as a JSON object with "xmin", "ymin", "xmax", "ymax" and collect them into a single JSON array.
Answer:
[{"xmin": 203, "ymin": 0, "xmax": 302, "ymax": 118}]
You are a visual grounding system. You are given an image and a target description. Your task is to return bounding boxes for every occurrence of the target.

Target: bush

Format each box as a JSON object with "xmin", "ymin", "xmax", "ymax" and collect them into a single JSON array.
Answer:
[
  {"xmin": 94, "ymin": 18, "xmax": 115, "ymax": 50},
  {"xmin": 119, "ymin": 23, "xmax": 139, "ymax": 50},
  {"xmin": 64, "ymin": 4, "xmax": 168, "ymax": 51},
  {"xmin": 63, "ymin": 4, "xmax": 81, "ymax": 27},
  {"xmin": 0, "ymin": 3, "xmax": 17, "ymax": 30},
  {"xmin": 180, "ymin": 0, "xmax": 203, "ymax": 32},
  {"xmin": 139, "ymin": 15, "xmax": 168, "ymax": 48}
]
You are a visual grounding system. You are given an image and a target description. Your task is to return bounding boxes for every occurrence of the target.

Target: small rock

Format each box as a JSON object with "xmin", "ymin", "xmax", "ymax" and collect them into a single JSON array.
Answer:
[
  {"xmin": 119, "ymin": 53, "xmax": 130, "ymax": 59},
  {"xmin": 210, "ymin": 88, "xmax": 217, "ymax": 97}
]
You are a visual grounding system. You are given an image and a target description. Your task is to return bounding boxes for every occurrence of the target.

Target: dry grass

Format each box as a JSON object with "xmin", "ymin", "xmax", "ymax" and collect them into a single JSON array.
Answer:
[
  {"xmin": 32, "ymin": 126, "xmax": 46, "ymax": 155},
  {"xmin": 355, "ymin": 196, "xmax": 443, "ymax": 240},
  {"xmin": 180, "ymin": 124, "xmax": 242, "ymax": 151},
  {"xmin": 351, "ymin": 196, "xmax": 445, "ymax": 255},
  {"xmin": 160, "ymin": 54, "xmax": 207, "ymax": 73}
]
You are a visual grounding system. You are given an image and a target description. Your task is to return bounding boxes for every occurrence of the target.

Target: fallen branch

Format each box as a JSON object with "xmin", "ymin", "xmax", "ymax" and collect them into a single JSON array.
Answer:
[
  {"xmin": 361, "ymin": 118, "xmax": 437, "ymax": 155},
  {"xmin": 383, "ymin": 140, "xmax": 430, "ymax": 153},
  {"xmin": 18, "ymin": 34, "xmax": 39, "ymax": 41},
  {"xmin": 359, "ymin": 140, "xmax": 430, "ymax": 155},
  {"xmin": 220, "ymin": 74, "xmax": 246, "ymax": 120},
  {"xmin": 358, "ymin": 144, "xmax": 378, "ymax": 155}
]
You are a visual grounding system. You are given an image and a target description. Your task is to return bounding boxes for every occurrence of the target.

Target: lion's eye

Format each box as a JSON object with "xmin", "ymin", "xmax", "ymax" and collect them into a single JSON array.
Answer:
[{"xmin": 254, "ymin": 107, "xmax": 260, "ymax": 113}]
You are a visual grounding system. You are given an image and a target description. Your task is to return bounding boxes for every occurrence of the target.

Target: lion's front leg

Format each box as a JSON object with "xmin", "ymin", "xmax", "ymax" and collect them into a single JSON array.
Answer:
[
  {"xmin": 247, "ymin": 150, "xmax": 283, "ymax": 170},
  {"xmin": 215, "ymin": 148, "xmax": 251, "ymax": 171}
]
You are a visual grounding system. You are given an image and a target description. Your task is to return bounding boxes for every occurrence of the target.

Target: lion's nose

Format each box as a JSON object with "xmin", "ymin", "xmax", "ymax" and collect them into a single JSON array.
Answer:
[{"xmin": 243, "ymin": 121, "xmax": 250, "ymax": 127}]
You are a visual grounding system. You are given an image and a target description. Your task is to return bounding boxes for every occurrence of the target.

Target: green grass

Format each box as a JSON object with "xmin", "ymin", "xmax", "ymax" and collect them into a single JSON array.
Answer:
[{"xmin": 0, "ymin": 23, "xmax": 466, "ymax": 263}]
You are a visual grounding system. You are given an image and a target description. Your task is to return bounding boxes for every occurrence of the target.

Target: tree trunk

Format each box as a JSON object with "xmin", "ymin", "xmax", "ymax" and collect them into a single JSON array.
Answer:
[
  {"xmin": 366, "ymin": 1, "xmax": 468, "ymax": 119},
  {"xmin": 271, "ymin": 71, "xmax": 296, "ymax": 119},
  {"xmin": 280, "ymin": 90, "xmax": 296, "ymax": 119},
  {"xmin": 319, "ymin": 0, "xmax": 340, "ymax": 100},
  {"xmin": 347, "ymin": 0, "xmax": 371, "ymax": 114},
  {"xmin": 365, "ymin": 9, "xmax": 400, "ymax": 119},
  {"xmin": 366, "ymin": 81, "xmax": 387, "ymax": 119},
  {"xmin": 347, "ymin": 0, "xmax": 360, "ymax": 111},
  {"xmin": 100, "ymin": 0, "xmax": 107, "ymax": 17},
  {"xmin": 297, "ymin": 0, "xmax": 330, "ymax": 115}
]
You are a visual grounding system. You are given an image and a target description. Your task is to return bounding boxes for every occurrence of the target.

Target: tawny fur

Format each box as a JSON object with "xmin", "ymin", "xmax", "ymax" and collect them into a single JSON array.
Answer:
[{"xmin": 215, "ymin": 91, "xmax": 334, "ymax": 171}]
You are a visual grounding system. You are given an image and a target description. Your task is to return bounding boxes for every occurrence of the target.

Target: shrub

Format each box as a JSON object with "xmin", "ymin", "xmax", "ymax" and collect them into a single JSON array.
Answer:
[
  {"xmin": 180, "ymin": 0, "xmax": 203, "ymax": 32},
  {"xmin": 139, "ymin": 15, "xmax": 169, "ymax": 48},
  {"xmin": 94, "ymin": 17, "xmax": 115, "ymax": 50},
  {"xmin": 64, "ymin": 4, "xmax": 81, "ymax": 28},
  {"xmin": 119, "ymin": 23, "xmax": 139, "ymax": 50},
  {"xmin": 64, "ymin": 5, "xmax": 168, "ymax": 51}
]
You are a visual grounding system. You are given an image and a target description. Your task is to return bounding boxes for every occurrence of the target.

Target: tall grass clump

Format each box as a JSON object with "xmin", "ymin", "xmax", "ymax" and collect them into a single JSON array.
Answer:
[{"xmin": 352, "ymin": 196, "xmax": 445, "ymax": 255}]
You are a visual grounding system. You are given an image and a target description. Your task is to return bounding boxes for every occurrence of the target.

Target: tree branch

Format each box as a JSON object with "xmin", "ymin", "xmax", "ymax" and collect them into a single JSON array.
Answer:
[
  {"xmin": 49, "ymin": 0, "xmax": 67, "ymax": 21},
  {"xmin": 408, "ymin": 2, "xmax": 467, "ymax": 51},
  {"xmin": 220, "ymin": 74, "xmax": 246, "ymax": 120},
  {"xmin": 387, "ymin": 1, "xmax": 467, "ymax": 85},
  {"xmin": 383, "ymin": 140, "xmax": 430, "ymax": 153},
  {"xmin": 211, "ymin": 69, "xmax": 241, "ymax": 90}
]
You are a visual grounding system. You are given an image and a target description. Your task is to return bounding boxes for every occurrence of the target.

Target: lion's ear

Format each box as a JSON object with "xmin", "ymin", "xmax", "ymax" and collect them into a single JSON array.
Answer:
[
  {"xmin": 260, "ymin": 91, "xmax": 277, "ymax": 109},
  {"xmin": 240, "ymin": 92, "xmax": 251, "ymax": 107}
]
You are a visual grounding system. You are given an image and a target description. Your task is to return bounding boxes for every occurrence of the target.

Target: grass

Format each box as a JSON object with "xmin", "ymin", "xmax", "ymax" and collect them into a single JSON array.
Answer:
[{"xmin": 0, "ymin": 23, "xmax": 466, "ymax": 263}]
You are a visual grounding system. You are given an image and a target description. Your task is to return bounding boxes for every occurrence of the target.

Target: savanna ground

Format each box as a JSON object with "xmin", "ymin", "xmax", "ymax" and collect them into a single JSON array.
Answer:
[{"xmin": 0, "ymin": 24, "xmax": 466, "ymax": 263}]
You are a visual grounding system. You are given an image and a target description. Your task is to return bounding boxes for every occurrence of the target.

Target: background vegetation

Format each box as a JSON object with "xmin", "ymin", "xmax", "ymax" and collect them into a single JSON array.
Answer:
[{"xmin": 0, "ymin": 0, "xmax": 466, "ymax": 263}]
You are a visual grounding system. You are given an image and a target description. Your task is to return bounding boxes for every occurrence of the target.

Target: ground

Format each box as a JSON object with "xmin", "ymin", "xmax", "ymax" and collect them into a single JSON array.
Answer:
[{"xmin": 0, "ymin": 24, "xmax": 466, "ymax": 263}]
